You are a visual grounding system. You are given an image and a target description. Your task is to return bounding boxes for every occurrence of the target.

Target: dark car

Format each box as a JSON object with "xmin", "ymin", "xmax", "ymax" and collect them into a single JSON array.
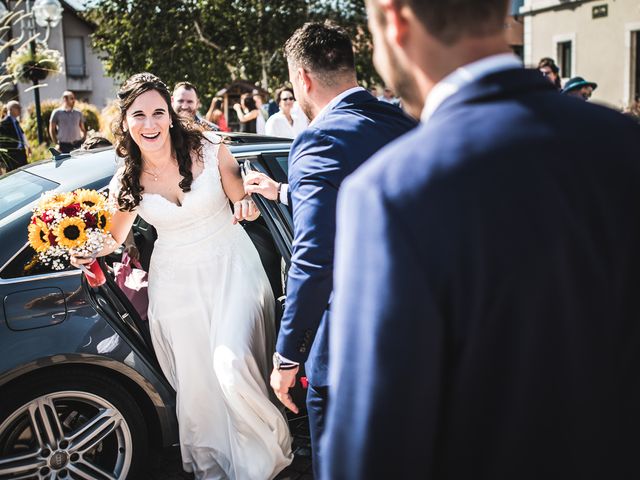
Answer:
[{"xmin": 0, "ymin": 134, "xmax": 297, "ymax": 479}]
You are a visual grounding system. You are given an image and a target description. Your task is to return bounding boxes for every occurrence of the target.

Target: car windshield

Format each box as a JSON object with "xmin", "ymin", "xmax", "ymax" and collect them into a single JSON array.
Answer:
[{"xmin": 0, "ymin": 171, "xmax": 59, "ymax": 218}]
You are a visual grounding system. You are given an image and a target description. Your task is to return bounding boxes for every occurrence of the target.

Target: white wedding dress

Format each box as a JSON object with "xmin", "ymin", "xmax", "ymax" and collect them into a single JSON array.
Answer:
[{"xmin": 110, "ymin": 133, "xmax": 293, "ymax": 479}]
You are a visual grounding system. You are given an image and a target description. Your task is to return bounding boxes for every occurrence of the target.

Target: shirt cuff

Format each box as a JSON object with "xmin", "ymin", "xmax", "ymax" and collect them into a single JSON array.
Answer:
[
  {"xmin": 276, "ymin": 351, "xmax": 299, "ymax": 365},
  {"xmin": 279, "ymin": 183, "xmax": 289, "ymax": 206}
]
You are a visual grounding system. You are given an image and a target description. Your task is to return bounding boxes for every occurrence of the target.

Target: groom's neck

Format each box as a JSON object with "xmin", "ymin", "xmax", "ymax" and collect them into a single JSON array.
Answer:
[{"xmin": 308, "ymin": 78, "xmax": 359, "ymax": 119}]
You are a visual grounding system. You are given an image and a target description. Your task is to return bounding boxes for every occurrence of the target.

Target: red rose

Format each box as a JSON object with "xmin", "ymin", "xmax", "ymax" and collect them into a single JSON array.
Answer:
[
  {"xmin": 84, "ymin": 212, "xmax": 97, "ymax": 228},
  {"xmin": 40, "ymin": 212, "xmax": 54, "ymax": 224},
  {"xmin": 48, "ymin": 232, "xmax": 57, "ymax": 246},
  {"xmin": 60, "ymin": 203, "xmax": 81, "ymax": 217}
]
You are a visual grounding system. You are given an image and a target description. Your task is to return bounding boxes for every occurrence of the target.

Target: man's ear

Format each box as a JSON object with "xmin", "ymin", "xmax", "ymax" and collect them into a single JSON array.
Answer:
[
  {"xmin": 299, "ymin": 68, "xmax": 312, "ymax": 93},
  {"xmin": 380, "ymin": 0, "xmax": 410, "ymax": 48}
]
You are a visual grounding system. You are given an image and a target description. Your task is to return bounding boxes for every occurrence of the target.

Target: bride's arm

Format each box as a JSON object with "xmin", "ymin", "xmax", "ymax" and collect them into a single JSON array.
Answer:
[
  {"xmin": 217, "ymin": 143, "xmax": 260, "ymax": 223},
  {"xmin": 70, "ymin": 205, "xmax": 137, "ymax": 267}
]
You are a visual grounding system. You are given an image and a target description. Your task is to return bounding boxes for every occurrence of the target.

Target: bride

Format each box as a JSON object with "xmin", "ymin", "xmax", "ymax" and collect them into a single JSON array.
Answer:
[{"xmin": 71, "ymin": 73, "xmax": 292, "ymax": 479}]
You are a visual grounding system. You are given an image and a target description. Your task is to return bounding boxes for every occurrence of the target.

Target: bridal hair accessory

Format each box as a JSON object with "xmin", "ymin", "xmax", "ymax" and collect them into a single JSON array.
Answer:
[
  {"xmin": 117, "ymin": 72, "xmax": 169, "ymax": 101},
  {"xmin": 27, "ymin": 189, "xmax": 116, "ymax": 286}
]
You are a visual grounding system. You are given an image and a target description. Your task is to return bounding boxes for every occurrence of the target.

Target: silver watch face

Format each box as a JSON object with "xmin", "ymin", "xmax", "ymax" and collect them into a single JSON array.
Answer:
[{"xmin": 272, "ymin": 352, "xmax": 280, "ymax": 369}]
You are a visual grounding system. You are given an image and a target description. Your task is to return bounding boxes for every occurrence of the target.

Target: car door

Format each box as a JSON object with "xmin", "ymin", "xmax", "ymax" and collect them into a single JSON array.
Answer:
[{"xmin": 241, "ymin": 158, "xmax": 292, "ymax": 267}]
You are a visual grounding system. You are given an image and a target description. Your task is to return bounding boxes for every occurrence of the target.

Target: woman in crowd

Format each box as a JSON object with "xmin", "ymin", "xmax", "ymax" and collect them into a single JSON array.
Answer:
[
  {"xmin": 205, "ymin": 97, "xmax": 230, "ymax": 132},
  {"xmin": 265, "ymin": 87, "xmax": 306, "ymax": 139},
  {"xmin": 232, "ymin": 93, "xmax": 259, "ymax": 133},
  {"xmin": 538, "ymin": 57, "xmax": 562, "ymax": 90}
]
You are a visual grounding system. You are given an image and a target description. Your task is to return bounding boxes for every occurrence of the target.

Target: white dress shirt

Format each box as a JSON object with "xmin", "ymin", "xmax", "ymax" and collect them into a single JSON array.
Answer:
[
  {"xmin": 265, "ymin": 111, "xmax": 307, "ymax": 139},
  {"xmin": 421, "ymin": 53, "xmax": 522, "ymax": 124}
]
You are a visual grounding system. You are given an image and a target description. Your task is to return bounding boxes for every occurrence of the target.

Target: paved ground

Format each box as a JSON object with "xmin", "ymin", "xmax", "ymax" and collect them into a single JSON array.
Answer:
[{"xmin": 143, "ymin": 413, "xmax": 314, "ymax": 480}]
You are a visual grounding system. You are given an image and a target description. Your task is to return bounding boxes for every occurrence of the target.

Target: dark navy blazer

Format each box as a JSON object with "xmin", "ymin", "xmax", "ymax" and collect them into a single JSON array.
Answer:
[
  {"xmin": 323, "ymin": 69, "xmax": 640, "ymax": 479},
  {"xmin": 276, "ymin": 90, "xmax": 416, "ymax": 387}
]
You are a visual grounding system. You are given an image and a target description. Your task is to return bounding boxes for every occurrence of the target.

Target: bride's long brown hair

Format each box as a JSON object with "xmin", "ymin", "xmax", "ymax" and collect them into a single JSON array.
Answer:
[{"xmin": 114, "ymin": 72, "xmax": 206, "ymax": 211}]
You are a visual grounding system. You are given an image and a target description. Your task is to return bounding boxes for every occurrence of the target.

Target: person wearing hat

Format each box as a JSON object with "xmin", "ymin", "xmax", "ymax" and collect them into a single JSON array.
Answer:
[{"xmin": 562, "ymin": 76, "xmax": 597, "ymax": 100}]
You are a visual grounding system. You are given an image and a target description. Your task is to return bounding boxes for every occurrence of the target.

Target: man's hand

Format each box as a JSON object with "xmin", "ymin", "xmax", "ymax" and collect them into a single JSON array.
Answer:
[
  {"xmin": 270, "ymin": 366, "xmax": 300, "ymax": 414},
  {"xmin": 232, "ymin": 196, "xmax": 259, "ymax": 224},
  {"xmin": 243, "ymin": 171, "xmax": 279, "ymax": 201}
]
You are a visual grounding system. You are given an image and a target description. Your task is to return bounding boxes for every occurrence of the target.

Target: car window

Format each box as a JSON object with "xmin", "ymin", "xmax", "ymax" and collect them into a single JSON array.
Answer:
[
  {"xmin": 273, "ymin": 155, "xmax": 289, "ymax": 176},
  {"xmin": 0, "ymin": 171, "xmax": 59, "ymax": 218},
  {"xmin": 260, "ymin": 153, "xmax": 289, "ymax": 183}
]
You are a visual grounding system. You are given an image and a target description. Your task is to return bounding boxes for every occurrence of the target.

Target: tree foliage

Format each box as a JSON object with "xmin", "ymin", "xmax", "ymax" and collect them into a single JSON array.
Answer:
[{"xmin": 85, "ymin": 0, "xmax": 379, "ymax": 102}]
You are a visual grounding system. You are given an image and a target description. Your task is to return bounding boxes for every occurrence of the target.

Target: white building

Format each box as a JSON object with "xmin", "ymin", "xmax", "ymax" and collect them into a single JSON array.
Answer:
[
  {"xmin": 521, "ymin": 0, "xmax": 640, "ymax": 109},
  {"xmin": 4, "ymin": 0, "xmax": 116, "ymax": 108}
]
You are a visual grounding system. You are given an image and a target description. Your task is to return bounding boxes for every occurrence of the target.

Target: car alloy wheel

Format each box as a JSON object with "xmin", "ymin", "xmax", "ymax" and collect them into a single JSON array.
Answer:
[{"xmin": 0, "ymin": 390, "xmax": 133, "ymax": 479}]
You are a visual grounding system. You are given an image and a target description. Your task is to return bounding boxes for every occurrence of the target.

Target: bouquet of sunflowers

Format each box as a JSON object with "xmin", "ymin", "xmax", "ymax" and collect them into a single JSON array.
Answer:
[{"xmin": 28, "ymin": 189, "xmax": 115, "ymax": 284}]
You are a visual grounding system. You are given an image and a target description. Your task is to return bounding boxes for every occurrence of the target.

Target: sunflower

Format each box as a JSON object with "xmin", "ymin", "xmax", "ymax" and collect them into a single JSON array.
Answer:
[
  {"xmin": 74, "ymin": 189, "xmax": 106, "ymax": 210},
  {"xmin": 53, "ymin": 217, "xmax": 87, "ymax": 249},
  {"xmin": 40, "ymin": 191, "xmax": 74, "ymax": 210},
  {"xmin": 28, "ymin": 219, "xmax": 51, "ymax": 252},
  {"xmin": 96, "ymin": 210, "xmax": 112, "ymax": 232}
]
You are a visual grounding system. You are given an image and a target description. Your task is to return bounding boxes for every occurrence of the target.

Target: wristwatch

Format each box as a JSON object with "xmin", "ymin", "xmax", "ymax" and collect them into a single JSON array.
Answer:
[
  {"xmin": 276, "ymin": 182, "xmax": 283, "ymax": 203},
  {"xmin": 273, "ymin": 352, "xmax": 298, "ymax": 371}
]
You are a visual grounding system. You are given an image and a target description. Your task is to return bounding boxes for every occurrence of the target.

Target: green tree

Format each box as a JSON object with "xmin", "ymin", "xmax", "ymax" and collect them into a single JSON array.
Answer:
[{"xmin": 85, "ymin": 0, "xmax": 379, "ymax": 99}]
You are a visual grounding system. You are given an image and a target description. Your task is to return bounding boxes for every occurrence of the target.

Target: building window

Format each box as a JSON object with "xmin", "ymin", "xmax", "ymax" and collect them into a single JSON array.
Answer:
[
  {"xmin": 65, "ymin": 36, "xmax": 86, "ymax": 77},
  {"xmin": 557, "ymin": 41, "xmax": 573, "ymax": 78}
]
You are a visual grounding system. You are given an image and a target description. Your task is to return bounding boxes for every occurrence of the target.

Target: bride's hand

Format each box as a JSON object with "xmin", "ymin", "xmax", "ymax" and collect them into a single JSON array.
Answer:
[
  {"xmin": 69, "ymin": 253, "xmax": 96, "ymax": 268},
  {"xmin": 232, "ymin": 197, "xmax": 260, "ymax": 224}
]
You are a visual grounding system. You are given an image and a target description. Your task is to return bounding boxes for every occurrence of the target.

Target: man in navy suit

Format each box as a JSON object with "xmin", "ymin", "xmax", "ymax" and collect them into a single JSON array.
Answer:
[
  {"xmin": 0, "ymin": 101, "xmax": 30, "ymax": 172},
  {"xmin": 245, "ymin": 22, "xmax": 416, "ymax": 477},
  {"xmin": 323, "ymin": 0, "xmax": 640, "ymax": 479}
]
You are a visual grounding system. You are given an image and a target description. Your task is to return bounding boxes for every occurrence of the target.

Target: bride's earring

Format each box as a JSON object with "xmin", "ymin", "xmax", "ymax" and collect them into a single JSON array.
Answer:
[{"xmin": 170, "ymin": 122, "xmax": 174, "ymax": 128}]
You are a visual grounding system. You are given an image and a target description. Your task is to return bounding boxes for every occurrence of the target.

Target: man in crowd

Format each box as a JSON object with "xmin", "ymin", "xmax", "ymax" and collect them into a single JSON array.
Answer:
[
  {"xmin": 323, "ymin": 0, "xmax": 640, "ymax": 479},
  {"xmin": 562, "ymin": 76, "xmax": 598, "ymax": 101},
  {"xmin": 244, "ymin": 22, "xmax": 416, "ymax": 478},
  {"xmin": 0, "ymin": 100, "xmax": 30, "ymax": 171},
  {"xmin": 49, "ymin": 91, "xmax": 86, "ymax": 153},
  {"xmin": 171, "ymin": 81, "xmax": 219, "ymax": 130}
]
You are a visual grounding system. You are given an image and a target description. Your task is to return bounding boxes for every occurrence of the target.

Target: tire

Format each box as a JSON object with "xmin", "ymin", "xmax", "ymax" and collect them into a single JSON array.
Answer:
[{"xmin": 0, "ymin": 367, "xmax": 148, "ymax": 479}]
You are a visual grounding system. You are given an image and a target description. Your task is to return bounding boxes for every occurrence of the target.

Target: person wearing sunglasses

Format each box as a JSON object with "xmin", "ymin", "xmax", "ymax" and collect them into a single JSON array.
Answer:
[
  {"xmin": 537, "ymin": 57, "xmax": 562, "ymax": 90},
  {"xmin": 265, "ymin": 87, "xmax": 307, "ymax": 139}
]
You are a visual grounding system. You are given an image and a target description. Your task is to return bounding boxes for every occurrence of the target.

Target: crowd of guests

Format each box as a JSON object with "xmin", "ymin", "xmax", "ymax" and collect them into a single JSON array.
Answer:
[{"xmin": 2, "ymin": 54, "xmax": 639, "ymax": 177}]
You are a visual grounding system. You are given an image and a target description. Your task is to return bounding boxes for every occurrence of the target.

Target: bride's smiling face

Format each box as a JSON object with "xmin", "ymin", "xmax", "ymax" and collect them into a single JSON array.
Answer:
[{"xmin": 124, "ymin": 89, "xmax": 172, "ymax": 156}]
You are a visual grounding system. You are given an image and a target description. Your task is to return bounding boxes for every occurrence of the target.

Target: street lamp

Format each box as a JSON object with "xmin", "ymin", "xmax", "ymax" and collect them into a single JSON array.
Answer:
[
  {"xmin": 3, "ymin": 0, "xmax": 64, "ymax": 144},
  {"xmin": 33, "ymin": 0, "xmax": 63, "ymax": 32},
  {"xmin": 27, "ymin": 0, "xmax": 63, "ymax": 144}
]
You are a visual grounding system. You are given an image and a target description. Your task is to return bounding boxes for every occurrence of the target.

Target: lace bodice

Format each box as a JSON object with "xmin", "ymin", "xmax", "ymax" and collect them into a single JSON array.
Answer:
[{"xmin": 110, "ymin": 133, "xmax": 239, "ymax": 250}]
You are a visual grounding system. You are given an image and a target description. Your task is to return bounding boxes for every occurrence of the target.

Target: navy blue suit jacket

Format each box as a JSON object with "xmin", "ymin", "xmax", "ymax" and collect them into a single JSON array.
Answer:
[
  {"xmin": 324, "ymin": 69, "xmax": 640, "ymax": 478},
  {"xmin": 276, "ymin": 90, "xmax": 416, "ymax": 386}
]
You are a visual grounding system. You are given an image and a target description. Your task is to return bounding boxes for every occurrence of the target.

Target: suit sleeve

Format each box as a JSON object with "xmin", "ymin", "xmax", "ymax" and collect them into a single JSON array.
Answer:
[
  {"xmin": 276, "ymin": 130, "xmax": 343, "ymax": 363},
  {"xmin": 321, "ymin": 173, "xmax": 447, "ymax": 480}
]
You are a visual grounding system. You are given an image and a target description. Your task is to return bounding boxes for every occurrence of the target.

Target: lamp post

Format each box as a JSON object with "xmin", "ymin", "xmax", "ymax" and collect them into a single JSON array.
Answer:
[
  {"xmin": 27, "ymin": 0, "xmax": 63, "ymax": 144},
  {"xmin": 1, "ymin": 0, "xmax": 64, "ymax": 143}
]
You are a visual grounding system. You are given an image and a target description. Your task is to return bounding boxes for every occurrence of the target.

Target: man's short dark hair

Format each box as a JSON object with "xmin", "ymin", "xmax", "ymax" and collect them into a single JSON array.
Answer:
[
  {"xmin": 393, "ymin": 0, "xmax": 509, "ymax": 45},
  {"xmin": 284, "ymin": 22, "xmax": 355, "ymax": 83},
  {"xmin": 173, "ymin": 81, "xmax": 198, "ymax": 97}
]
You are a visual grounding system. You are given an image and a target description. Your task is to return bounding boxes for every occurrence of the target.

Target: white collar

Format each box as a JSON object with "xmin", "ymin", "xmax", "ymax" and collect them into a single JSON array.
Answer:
[
  {"xmin": 421, "ymin": 53, "xmax": 522, "ymax": 124},
  {"xmin": 310, "ymin": 86, "xmax": 366, "ymax": 127}
]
